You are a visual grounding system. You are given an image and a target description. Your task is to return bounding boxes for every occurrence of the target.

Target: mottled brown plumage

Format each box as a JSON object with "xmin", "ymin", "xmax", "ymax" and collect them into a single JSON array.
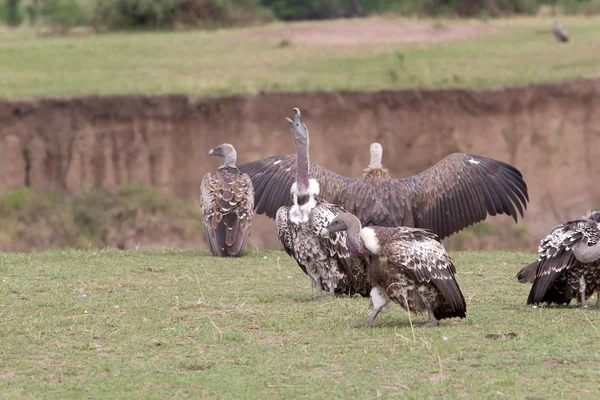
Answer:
[
  {"xmin": 200, "ymin": 143, "xmax": 254, "ymax": 257},
  {"xmin": 517, "ymin": 211, "xmax": 600, "ymax": 307},
  {"xmin": 321, "ymin": 213, "xmax": 466, "ymax": 327},
  {"xmin": 238, "ymin": 142, "xmax": 528, "ymax": 239}
]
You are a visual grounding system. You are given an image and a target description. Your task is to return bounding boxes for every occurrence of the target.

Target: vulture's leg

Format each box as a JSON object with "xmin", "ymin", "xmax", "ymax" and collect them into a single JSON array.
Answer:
[
  {"xmin": 293, "ymin": 277, "xmax": 325, "ymax": 302},
  {"xmin": 594, "ymin": 292, "xmax": 600, "ymax": 308},
  {"xmin": 328, "ymin": 283, "xmax": 336, "ymax": 297},
  {"xmin": 425, "ymin": 304, "xmax": 439, "ymax": 327},
  {"xmin": 579, "ymin": 277, "xmax": 588, "ymax": 308},
  {"xmin": 352, "ymin": 287, "xmax": 388, "ymax": 327}
]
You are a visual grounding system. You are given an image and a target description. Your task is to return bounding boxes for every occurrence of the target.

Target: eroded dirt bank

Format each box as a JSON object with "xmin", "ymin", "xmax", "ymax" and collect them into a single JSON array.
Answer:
[{"xmin": 1, "ymin": 79, "xmax": 599, "ymax": 251}]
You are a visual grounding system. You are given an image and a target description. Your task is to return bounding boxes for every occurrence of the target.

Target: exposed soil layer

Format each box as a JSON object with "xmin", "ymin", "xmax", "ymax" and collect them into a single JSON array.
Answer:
[{"xmin": 1, "ymin": 78, "xmax": 599, "ymax": 251}]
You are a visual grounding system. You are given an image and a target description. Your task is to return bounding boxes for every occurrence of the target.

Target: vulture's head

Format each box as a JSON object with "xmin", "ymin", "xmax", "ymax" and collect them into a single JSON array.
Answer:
[
  {"xmin": 208, "ymin": 143, "xmax": 237, "ymax": 167},
  {"xmin": 208, "ymin": 143, "xmax": 236, "ymax": 158},
  {"xmin": 286, "ymin": 108, "xmax": 309, "ymax": 147},
  {"xmin": 320, "ymin": 213, "xmax": 360, "ymax": 238},
  {"xmin": 369, "ymin": 142, "xmax": 383, "ymax": 169},
  {"xmin": 586, "ymin": 211, "xmax": 600, "ymax": 224}
]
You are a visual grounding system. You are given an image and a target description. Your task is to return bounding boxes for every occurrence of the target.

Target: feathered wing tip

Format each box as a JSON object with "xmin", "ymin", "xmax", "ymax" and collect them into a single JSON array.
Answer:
[
  {"xmin": 431, "ymin": 267, "xmax": 467, "ymax": 320},
  {"xmin": 221, "ymin": 212, "xmax": 252, "ymax": 257},
  {"xmin": 526, "ymin": 252, "xmax": 576, "ymax": 305},
  {"xmin": 516, "ymin": 260, "xmax": 538, "ymax": 283},
  {"xmin": 203, "ymin": 220, "xmax": 227, "ymax": 256}
]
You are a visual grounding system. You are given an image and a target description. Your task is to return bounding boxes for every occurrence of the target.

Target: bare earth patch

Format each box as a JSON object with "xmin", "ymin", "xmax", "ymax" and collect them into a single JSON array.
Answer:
[{"xmin": 256, "ymin": 17, "xmax": 494, "ymax": 46}]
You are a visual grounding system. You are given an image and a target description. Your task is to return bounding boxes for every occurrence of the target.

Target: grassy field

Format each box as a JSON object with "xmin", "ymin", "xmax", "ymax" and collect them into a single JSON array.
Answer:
[
  {"xmin": 0, "ymin": 16, "xmax": 599, "ymax": 99},
  {"xmin": 2, "ymin": 249, "xmax": 600, "ymax": 398}
]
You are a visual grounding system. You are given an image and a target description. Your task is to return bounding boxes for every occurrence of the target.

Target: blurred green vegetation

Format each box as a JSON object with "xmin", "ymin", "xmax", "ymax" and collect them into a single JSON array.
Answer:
[
  {"xmin": 0, "ymin": 184, "xmax": 202, "ymax": 251},
  {"xmin": 1, "ymin": 0, "xmax": 599, "ymax": 33}
]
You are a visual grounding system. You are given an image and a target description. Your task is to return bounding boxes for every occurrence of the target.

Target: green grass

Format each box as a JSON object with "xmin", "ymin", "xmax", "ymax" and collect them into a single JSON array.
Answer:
[
  {"xmin": 2, "ymin": 249, "xmax": 600, "ymax": 398},
  {"xmin": 0, "ymin": 16, "xmax": 599, "ymax": 99}
]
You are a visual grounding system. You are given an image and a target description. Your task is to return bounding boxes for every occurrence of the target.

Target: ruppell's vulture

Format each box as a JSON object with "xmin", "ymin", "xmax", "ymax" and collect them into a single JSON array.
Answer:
[
  {"xmin": 517, "ymin": 211, "xmax": 600, "ymax": 307},
  {"xmin": 238, "ymin": 140, "xmax": 529, "ymax": 240},
  {"xmin": 200, "ymin": 143, "xmax": 254, "ymax": 257},
  {"xmin": 276, "ymin": 108, "xmax": 369, "ymax": 300},
  {"xmin": 321, "ymin": 213, "xmax": 466, "ymax": 327}
]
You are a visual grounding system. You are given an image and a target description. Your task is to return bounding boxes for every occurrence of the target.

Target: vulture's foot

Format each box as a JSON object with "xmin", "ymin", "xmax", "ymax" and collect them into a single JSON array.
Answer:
[
  {"xmin": 348, "ymin": 320, "xmax": 375, "ymax": 328},
  {"xmin": 293, "ymin": 295, "xmax": 324, "ymax": 303},
  {"xmin": 581, "ymin": 304, "xmax": 590, "ymax": 309},
  {"xmin": 425, "ymin": 307, "xmax": 439, "ymax": 327}
]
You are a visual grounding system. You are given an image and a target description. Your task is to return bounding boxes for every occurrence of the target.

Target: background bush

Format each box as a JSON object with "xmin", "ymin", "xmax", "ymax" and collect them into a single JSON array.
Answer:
[{"xmin": 1, "ymin": 0, "xmax": 599, "ymax": 31}]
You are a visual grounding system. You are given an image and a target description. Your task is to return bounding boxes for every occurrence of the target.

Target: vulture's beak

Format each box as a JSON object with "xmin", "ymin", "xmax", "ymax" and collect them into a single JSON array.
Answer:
[
  {"xmin": 320, "ymin": 228, "xmax": 330, "ymax": 238},
  {"xmin": 208, "ymin": 149, "xmax": 214, "ymax": 156},
  {"xmin": 285, "ymin": 117, "xmax": 294, "ymax": 124}
]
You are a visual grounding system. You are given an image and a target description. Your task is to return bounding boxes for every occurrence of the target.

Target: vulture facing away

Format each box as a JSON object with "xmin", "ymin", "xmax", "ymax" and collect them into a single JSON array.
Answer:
[
  {"xmin": 516, "ymin": 211, "xmax": 600, "ymax": 307},
  {"xmin": 552, "ymin": 20, "xmax": 569, "ymax": 43},
  {"xmin": 238, "ymin": 140, "xmax": 529, "ymax": 240},
  {"xmin": 276, "ymin": 108, "xmax": 369, "ymax": 300},
  {"xmin": 200, "ymin": 143, "xmax": 254, "ymax": 257},
  {"xmin": 321, "ymin": 213, "xmax": 466, "ymax": 327}
]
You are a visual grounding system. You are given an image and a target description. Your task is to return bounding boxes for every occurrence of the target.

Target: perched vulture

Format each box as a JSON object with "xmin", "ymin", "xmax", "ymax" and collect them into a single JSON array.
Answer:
[
  {"xmin": 238, "ymin": 140, "xmax": 529, "ymax": 240},
  {"xmin": 552, "ymin": 20, "xmax": 569, "ymax": 43},
  {"xmin": 200, "ymin": 143, "xmax": 254, "ymax": 257},
  {"xmin": 516, "ymin": 211, "xmax": 600, "ymax": 307},
  {"xmin": 321, "ymin": 213, "xmax": 466, "ymax": 327},
  {"xmin": 276, "ymin": 108, "xmax": 369, "ymax": 300}
]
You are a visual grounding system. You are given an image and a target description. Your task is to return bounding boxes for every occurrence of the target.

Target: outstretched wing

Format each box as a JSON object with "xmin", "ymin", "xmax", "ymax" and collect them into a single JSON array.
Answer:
[
  {"xmin": 526, "ymin": 218, "xmax": 600, "ymax": 303},
  {"xmin": 398, "ymin": 153, "xmax": 528, "ymax": 238},
  {"xmin": 382, "ymin": 226, "xmax": 466, "ymax": 315},
  {"xmin": 238, "ymin": 153, "xmax": 528, "ymax": 239}
]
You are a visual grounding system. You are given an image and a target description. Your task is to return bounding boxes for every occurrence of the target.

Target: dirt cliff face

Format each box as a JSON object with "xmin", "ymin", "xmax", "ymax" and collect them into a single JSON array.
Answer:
[{"xmin": 1, "ymin": 79, "xmax": 599, "ymax": 251}]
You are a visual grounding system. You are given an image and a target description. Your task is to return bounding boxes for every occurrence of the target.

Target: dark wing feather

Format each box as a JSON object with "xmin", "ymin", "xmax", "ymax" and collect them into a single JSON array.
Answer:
[
  {"xmin": 380, "ymin": 227, "xmax": 466, "ymax": 317},
  {"xmin": 525, "ymin": 218, "xmax": 600, "ymax": 304}
]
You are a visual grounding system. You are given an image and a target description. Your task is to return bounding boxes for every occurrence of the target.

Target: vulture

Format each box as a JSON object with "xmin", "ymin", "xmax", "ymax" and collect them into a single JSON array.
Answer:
[
  {"xmin": 200, "ymin": 143, "xmax": 254, "ymax": 257},
  {"xmin": 516, "ymin": 211, "xmax": 600, "ymax": 307},
  {"xmin": 321, "ymin": 213, "xmax": 466, "ymax": 327},
  {"xmin": 276, "ymin": 108, "xmax": 369, "ymax": 300},
  {"xmin": 552, "ymin": 20, "xmax": 569, "ymax": 43},
  {"xmin": 238, "ymin": 138, "xmax": 529, "ymax": 240}
]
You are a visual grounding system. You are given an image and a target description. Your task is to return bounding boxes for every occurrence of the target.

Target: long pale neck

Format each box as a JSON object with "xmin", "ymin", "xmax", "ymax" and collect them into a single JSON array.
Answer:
[
  {"xmin": 222, "ymin": 148, "xmax": 237, "ymax": 168},
  {"xmin": 295, "ymin": 140, "xmax": 310, "ymax": 193},
  {"xmin": 369, "ymin": 151, "xmax": 382, "ymax": 169},
  {"xmin": 346, "ymin": 221, "xmax": 368, "ymax": 255}
]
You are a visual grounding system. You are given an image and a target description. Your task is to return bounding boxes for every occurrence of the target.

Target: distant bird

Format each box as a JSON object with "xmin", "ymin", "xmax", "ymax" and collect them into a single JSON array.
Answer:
[
  {"xmin": 238, "ymin": 139, "xmax": 529, "ymax": 239},
  {"xmin": 200, "ymin": 143, "xmax": 254, "ymax": 257},
  {"xmin": 276, "ymin": 108, "xmax": 369, "ymax": 300},
  {"xmin": 553, "ymin": 20, "xmax": 569, "ymax": 43},
  {"xmin": 321, "ymin": 213, "xmax": 466, "ymax": 327},
  {"xmin": 516, "ymin": 211, "xmax": 600, "ymax": 307}
]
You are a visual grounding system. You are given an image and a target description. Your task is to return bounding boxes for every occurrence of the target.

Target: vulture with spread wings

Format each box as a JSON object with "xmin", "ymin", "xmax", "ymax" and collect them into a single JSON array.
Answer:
[{"xmin": 238, "ymin": 142, "xmax": 529, "ymax": 239}]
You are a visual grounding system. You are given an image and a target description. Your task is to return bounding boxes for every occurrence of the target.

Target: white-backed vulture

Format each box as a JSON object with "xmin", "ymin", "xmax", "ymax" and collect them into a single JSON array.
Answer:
[
  {"xmin": 200, "ymin": 143, "xmax": 254, "ymax": 257},
  {"xmin": 238, "ymin": 139, "xmax": 529, "ymax": 240},
  {"xmin": 516, "ymin": 211, "xmax": 600, "ymax": 307},
  {"xmin": 276, "ymin": 108, "xmax": 369, "ymax": 300},
  {"xmin": 321, "ymin": 213, "xmax": 466, "ymax": 327}
]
